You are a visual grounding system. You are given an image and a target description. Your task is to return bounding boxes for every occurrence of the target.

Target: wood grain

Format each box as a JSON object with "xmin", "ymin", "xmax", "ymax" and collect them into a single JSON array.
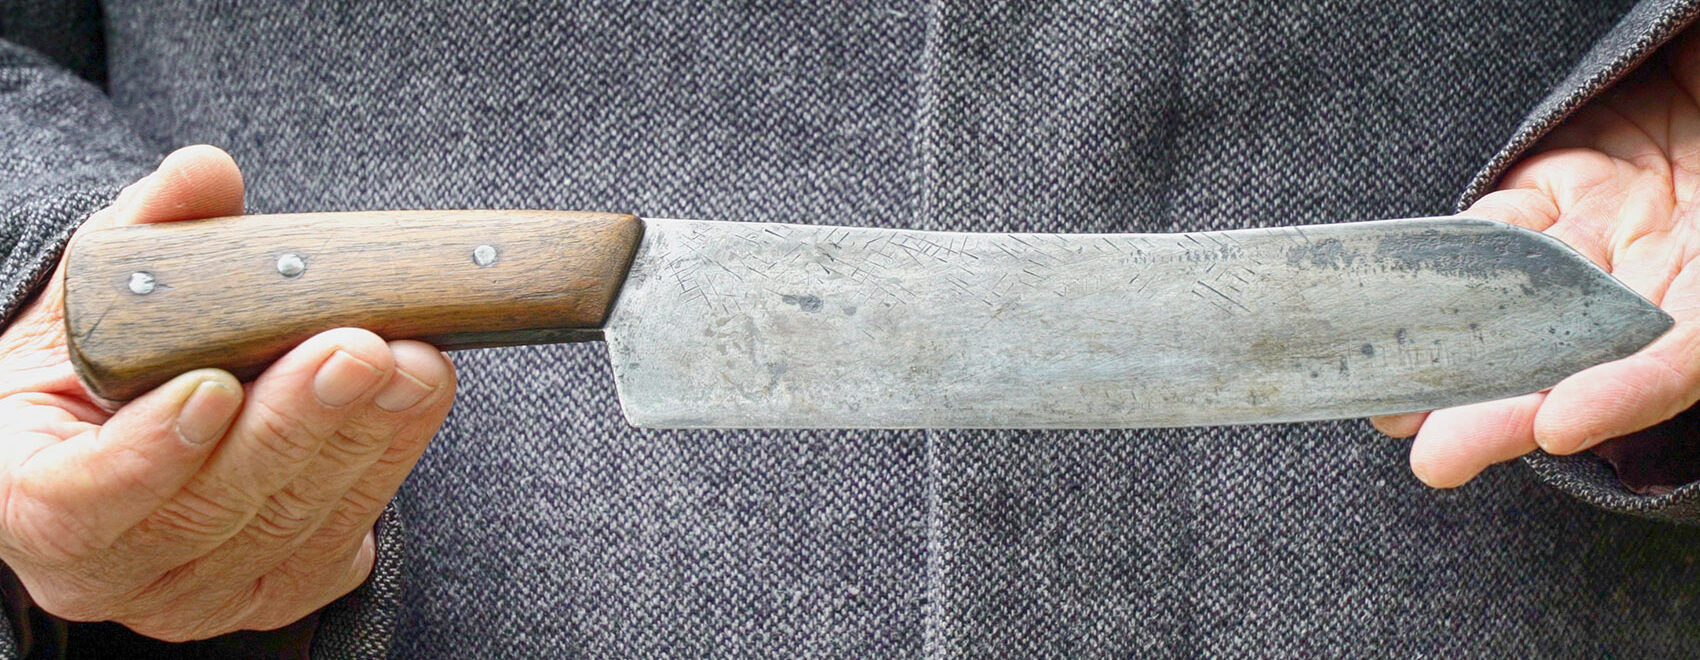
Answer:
[{"xmin": 63, "ymin": 210, "xmax": 642, "ymax": 402}]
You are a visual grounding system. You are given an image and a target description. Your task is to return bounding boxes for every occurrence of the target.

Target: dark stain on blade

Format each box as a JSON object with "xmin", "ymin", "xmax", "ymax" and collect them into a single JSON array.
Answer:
[
  {"xmin": 1285, "ymin": 237, "xmax": 1355, "ymax": 269},
  {"xmin": 780, "ymin": 293, "xmax": 823, "ymax": 313},
  {"xmin": 1375, "ymin": 220, "xmax": 1675, "ymax": 369},
  {"xmin": 1370, "ymin": 221, "xmax": 1572, "ymax": 283}
]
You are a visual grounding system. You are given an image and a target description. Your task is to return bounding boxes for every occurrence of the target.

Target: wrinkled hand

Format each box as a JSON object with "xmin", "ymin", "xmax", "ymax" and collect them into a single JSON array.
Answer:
[
  {"xmin": 0, "ymin": 146, "xmax": 456, "ymax": 641},
  {"xmin": 1375, "ymin": 32, "xmax": 1700, "ymax": 488}
]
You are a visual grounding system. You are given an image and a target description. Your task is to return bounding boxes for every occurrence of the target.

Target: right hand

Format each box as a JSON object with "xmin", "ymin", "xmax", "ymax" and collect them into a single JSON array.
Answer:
[
  {"xmin": 0, "ymin": 146, "xmax": 457, "ymax": 641},
  {"xmin": 1372, "ymin": 30, "xmax": 1700, "ymax": 489}
]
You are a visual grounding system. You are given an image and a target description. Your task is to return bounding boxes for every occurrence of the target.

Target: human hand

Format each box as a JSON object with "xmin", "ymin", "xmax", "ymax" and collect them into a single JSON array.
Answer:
[
  {"xmin": 1374, "ymin": 32, "xmax": 1700, "ymax": 488},
  {"xmin": 0, "ymin": 146, "xmax": 456, "ymax": 640}
]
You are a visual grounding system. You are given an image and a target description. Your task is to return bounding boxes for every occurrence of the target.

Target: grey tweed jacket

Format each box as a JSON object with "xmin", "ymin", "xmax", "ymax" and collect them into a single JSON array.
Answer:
[{"xmin": 5, "ymin": 1, "xmax": 1700, "ymax": 658}]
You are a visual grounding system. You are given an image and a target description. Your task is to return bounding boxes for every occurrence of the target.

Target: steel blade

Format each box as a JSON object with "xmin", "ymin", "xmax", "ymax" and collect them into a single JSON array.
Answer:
[{"xmin": 602, "ymin": 217, "xmax": 1672, "ymax": 428}]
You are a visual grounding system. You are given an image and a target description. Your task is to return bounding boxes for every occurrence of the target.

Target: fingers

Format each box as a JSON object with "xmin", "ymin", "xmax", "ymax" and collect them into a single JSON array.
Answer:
[
  {"xmin": 1458, "ymin": 186, "xmax": 1560, "ymax": 233},
  {"xmin": 1386, "ymin": 62, "xmax": 1700, "ymax": 486},
  {"xmin": 128, "ymin": 145, "xmax": 245, "ymax": 224},
  {"xmin": 1487, "ymin": 141, "xmax": 1700, "ymax": 455},
  {"xmin": 3, "ymin": 370, "xmax": 242, "ymax": 561},
  {"xmin": 1396, "ymin": 172, "xmax": 1691, "ymax": 480},
  {"xmin": 1408, "ymin": 394, "xmax": 1543, "ymax": 488},
  {"xmin": 1369, "ymin": 412, "xmax": 1426, "ymax": 438},
  {"xmin": 161, "ymin": 340, "xmax": 451, "ymax": 593},
  {"xmin": 1532, "ymin": 320, "xmax": 1700, "ymax": 455},
  {"xmin": 12, "ymin": 329, "xmax": 454, "ymax": 636},
  {"xmin": 248, "ymin": 343, "xmax": 454, "ymax": 624},
  {"xmin": 292, "ymin": 343, "xmax": 452, "ymax": 562},
  {"xmin": 111, "ymin": 328, "xmax": 395, "ymax": 574}
]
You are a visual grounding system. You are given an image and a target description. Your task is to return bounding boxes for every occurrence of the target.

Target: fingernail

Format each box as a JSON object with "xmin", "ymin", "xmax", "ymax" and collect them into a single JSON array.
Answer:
[
  {"xmin": 374, "ymin": 368, "xmax": 435, "ymax": 412},
  {"xmin": 314, "ymin": 350, "xmax": 384, "ymax": 407},
  {"xmin": 176, "ymin": 380, "xmax": 240, "ymax": 445}
]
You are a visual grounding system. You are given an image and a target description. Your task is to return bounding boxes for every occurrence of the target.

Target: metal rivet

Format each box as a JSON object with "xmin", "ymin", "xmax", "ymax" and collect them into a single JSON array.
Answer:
[
  {"xmin": 277, "ymin": 253, "xmax": 306, "ymax": 278},
  {"xmin": 127, "ymin": 272, "xmax": 156, "ymax": 295},
  {"xmin": 472, "ymin": 244, "xmax": 498, "ymax": 267}
]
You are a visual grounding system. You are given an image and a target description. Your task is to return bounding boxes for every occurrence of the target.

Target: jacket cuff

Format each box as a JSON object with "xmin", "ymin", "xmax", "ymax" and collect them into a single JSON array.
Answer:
[
  {"xmin": 1523, "ymin": 452, "xmax": 1700, "ymax": 524},
  {"xmin": 1458, "ymin": 0, "xmax": 1700, "ymax": 207},
  {"xmin": 0, "ymin": 188, "xmax": 116, "ymax": 327}
]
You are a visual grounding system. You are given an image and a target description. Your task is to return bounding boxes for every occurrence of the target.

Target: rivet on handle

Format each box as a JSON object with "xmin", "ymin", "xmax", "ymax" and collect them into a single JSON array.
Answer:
[
  {"xmin": 473, "ymin": 244, "xmax": 498, "ymax": 267},
  {"xmin": 127, "ymin": 272, "xmax": 156, "ymax": 295},
  {"xmin": 276, "ymin": 253, "xmax": 306, "ymax": 278}
]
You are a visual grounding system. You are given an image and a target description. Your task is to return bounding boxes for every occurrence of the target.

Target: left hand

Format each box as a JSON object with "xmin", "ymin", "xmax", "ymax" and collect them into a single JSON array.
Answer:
[
  {"xmin": 1372, "ymin": 30, "xmax": 1700, "ymax": 488},
  {"xmin": 0, "ymin": 146, "xmax": 457, "ymax": 641}
]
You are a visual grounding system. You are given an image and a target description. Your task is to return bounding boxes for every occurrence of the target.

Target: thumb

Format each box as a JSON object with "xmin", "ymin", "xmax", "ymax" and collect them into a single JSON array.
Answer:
[
  {"xmin": 16, "ymin": 369, "xmax": 243, "ymax": 557},
  {"xmin": 87, "ymin": 144, "xmax": 245, "ymax": 232}
]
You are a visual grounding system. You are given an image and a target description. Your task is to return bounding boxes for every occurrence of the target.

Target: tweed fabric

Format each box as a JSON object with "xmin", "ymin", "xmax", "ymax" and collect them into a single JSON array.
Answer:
[{"xmin": 3, "ymin": 1, "xmax": 1700, "ymax": 658}]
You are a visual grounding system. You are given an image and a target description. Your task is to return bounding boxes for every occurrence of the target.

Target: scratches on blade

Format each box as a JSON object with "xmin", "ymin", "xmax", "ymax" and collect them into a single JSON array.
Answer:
[{"xmin": 604, "ymin": 217, "xmax": 1670, "ymax": 429}]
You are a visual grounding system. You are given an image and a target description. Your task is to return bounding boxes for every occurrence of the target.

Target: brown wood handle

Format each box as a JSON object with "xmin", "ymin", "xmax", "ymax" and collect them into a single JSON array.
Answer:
[{"xmin": 63, "ymin": 210, "xmax": 643, "ymax": 402}]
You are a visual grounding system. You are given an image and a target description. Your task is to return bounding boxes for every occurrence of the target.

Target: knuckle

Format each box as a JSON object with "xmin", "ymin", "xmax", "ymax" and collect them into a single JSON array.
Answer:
[
  {"xmin": 330, "ymin": 489, "xmax": 387, "ymax": 530},
  {"xmin": 148, "ymin": 486, "xmax": 248, "ymax": 542},
  {"xmin": 374, "ymin": 432, "xmax": 430, "ymax": 469},
  {"xmin": 328, "ymin": 424, "xmax": 393, "ymax": 459},
  {"xmin": 248, "ymin": 488, "xmax": 320, "ymax": 543},
  {"xmin": 247, "ymin": 399, "xmax": 325, "ymax": 464},
  {"xmin": 323, "ymin": 508, "xmax": 368, "ymax": 538}
]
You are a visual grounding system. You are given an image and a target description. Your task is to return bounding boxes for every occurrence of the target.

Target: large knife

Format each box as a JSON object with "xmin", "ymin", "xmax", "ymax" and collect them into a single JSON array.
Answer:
[{"xmin": 61, "ymin": 211, "xmax": 1672, "ymax": 428}]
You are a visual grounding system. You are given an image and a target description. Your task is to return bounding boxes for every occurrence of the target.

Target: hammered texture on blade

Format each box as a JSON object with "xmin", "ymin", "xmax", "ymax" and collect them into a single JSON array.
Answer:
[{"xmin": 603, "ymin": 217, "xmax": 1671, "ymax": 428}]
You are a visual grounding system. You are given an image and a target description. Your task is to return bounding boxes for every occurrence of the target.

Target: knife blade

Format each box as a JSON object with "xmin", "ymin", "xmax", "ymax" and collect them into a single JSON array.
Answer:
[{"xmin": 61, "ymin": 211, "xmax": 1673, "ymax": 428}]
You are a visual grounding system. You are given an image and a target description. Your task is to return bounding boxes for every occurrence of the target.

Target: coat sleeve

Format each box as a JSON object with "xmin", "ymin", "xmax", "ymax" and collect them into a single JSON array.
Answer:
[
  {"xmin": 1461, "ymin": 0, "xmax": 1700, "ymax": 524},
  {"xmin": 0, "ymin": 11, "xmax": 405, "ymax": 660}
]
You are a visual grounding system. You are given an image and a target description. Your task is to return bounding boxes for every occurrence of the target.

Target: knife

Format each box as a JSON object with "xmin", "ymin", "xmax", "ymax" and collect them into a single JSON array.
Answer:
[{"xmin": 60, "ymin": 211, "xmax": 1673, "ymax": 428}]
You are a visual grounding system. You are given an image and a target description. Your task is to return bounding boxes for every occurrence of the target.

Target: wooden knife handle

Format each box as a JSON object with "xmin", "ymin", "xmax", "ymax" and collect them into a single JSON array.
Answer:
[{"xmin": 63, "ymin": 210, "xmax": 643, "ymax": 402}]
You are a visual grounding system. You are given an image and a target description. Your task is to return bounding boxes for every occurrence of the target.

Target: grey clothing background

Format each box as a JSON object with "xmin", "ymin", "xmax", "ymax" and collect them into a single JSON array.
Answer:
[{"xmin": 5, "ymin": 0, "xmax": 1700, "ymax": 657}]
